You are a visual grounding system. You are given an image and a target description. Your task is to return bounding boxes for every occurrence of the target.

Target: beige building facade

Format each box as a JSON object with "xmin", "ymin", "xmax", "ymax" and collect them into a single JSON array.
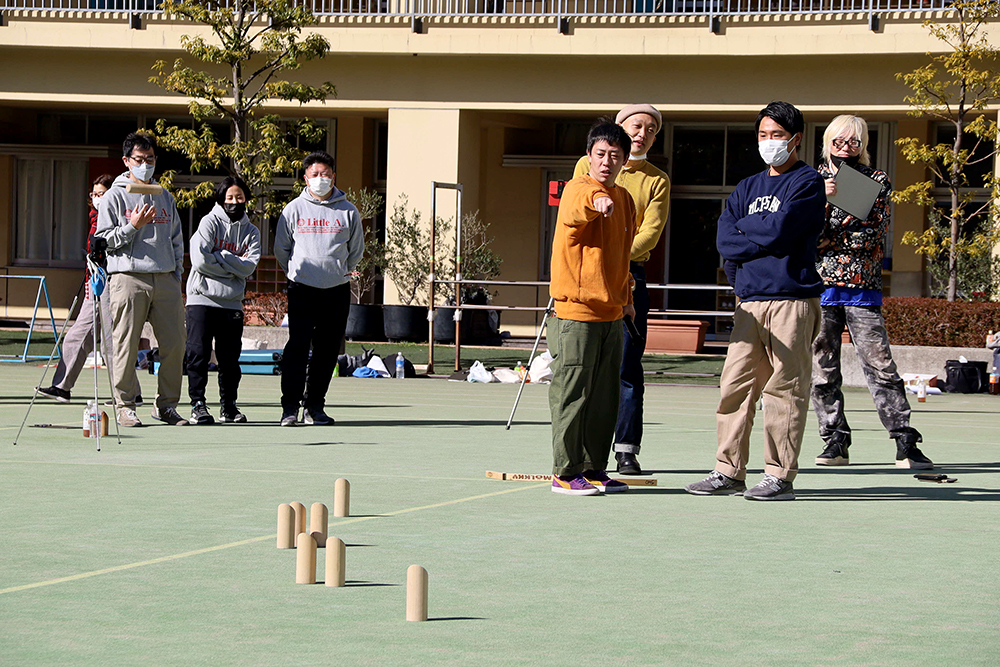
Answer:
[{"xmin": 0, "ymin": 5, "xmax": 994, "ymax": 335}]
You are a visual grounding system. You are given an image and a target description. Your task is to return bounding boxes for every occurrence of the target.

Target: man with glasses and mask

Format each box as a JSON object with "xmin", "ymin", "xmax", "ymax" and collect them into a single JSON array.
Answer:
[
  {"xmin": 274, "ymin": 150, "xmax": 364, "ymax": 427},
  {"xmin": 96, "ymin": 132, "xmax": 188, "ymax": 427},
  {"xmin": 685, "ymin": 101, "xmax": 825, "ymax": 501}
]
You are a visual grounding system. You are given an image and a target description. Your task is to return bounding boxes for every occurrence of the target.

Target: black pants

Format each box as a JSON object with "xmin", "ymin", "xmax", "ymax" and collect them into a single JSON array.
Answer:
[
  {"xmin": 281, "ymin": 281, "xmax": 350, "ymax": 414},
  {"xmin": 185, "ymin": 305, "xmax": 245, "ymax": 407}
]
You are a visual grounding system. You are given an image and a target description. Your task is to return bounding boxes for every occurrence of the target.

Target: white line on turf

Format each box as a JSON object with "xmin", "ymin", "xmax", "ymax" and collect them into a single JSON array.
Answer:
[{"xmin": 0, "ymin": 482, "xmax": 547, "ymax": 596}]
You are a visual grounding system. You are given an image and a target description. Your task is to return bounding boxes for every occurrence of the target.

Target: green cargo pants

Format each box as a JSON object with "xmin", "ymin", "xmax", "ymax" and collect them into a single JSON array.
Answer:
[{"xmin": 548, "ymin": 317, "xmax": 623, "ymax": 477}]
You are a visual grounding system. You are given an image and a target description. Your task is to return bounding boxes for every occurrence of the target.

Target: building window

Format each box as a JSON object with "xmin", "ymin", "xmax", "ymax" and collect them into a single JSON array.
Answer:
[
  {"xmin": 14, "ymin": 158, "xmax": 90, "ymax": 267},
  {"xmin": 374, "ymin": 120, "xmax": 388, "ymax": 186},
  {"xmin": 667, "ymin": 124, "xmax": 757, "ymax": 320},
  {"xmin": 933, "ymin": 123, "xmax": 994, "ymax": 190}
]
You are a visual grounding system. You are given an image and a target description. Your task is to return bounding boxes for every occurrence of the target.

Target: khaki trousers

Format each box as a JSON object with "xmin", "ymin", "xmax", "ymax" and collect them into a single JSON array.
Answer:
[
  {"xmin": 108, "ymin": 272, "xmax": 186, "ymax": 411},
  {"xmin": 715, "ymin": 298, "xmax": 821, "ymax": 482}
]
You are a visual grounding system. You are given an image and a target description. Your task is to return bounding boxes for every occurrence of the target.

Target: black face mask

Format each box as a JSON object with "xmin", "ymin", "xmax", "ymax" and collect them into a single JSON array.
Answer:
[
  {"xmin": 831, "ymin": 154, "xmax": 861, "ymax": 169},
  {"xmin": 222, "ymin": 202, "xmax": 246, "ymax": 221}
]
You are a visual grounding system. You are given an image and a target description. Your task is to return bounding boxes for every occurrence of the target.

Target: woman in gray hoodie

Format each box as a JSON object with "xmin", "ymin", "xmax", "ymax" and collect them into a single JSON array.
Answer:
[{"xmin": 185, "ymin": 176, "xmax": 262, "ymax": 424}]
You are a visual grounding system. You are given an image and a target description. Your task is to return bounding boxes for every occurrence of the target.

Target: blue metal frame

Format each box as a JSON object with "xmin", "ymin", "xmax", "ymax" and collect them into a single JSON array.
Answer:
[{"xmin": 0, "ymin": 275, "xmax": 61, "ymax": 363}]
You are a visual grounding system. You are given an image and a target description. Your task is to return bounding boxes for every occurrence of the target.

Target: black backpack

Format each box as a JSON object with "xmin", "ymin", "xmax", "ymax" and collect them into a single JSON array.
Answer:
[
  {"xmin": 336, "ymin": 346, "xmax": 377, "ymax": 376},
  {"xmin": 943, "ymin": 360, "xmax": 988, "ymax": 393},
  {"xmin": 381, "ymin": 352, "xmax": 417, "ymax": 378}
]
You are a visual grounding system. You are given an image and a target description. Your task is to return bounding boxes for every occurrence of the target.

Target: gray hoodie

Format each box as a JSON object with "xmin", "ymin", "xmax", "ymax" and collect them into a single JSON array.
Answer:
[
  {"xmin": 186, "ymin": 203, "xmax": 262, "ymax": 312},
  {"xmin": 274, "ymin": 186, "xmax": 364, "ymax": 289},
  {"xmin": 95, "ymin": 173, "xmax": 184, "ymax": 280}
]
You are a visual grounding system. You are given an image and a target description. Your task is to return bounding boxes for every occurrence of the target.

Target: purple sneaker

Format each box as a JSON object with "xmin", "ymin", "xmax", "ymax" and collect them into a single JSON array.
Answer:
[
  {"xmin": 582, "ymin": 470, "xmax": 628, "ymax": 493},
  {"xmin": 551, "ymin": 474, "xmax": 600, "ymax": 496}
]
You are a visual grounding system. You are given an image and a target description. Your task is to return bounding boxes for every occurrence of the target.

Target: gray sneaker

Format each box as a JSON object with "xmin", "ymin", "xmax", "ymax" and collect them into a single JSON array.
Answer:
[
  {"xmin": 116, "ymin": 407, "xmax": 143, "ymax": 427},
  {"xmin": 744, "ymin": 474, "xmax": 795, "ymax": 501},
  {"xmin": 685, "ymin": 470, "xmax": 747, "ymax": 496},
  {"xmin": 150, "ymin": 407, "xmax": 190, "ymax": 426},
  {"xmin": 280, "ymin": 411, "xmax": 299, "ymax": 427}
]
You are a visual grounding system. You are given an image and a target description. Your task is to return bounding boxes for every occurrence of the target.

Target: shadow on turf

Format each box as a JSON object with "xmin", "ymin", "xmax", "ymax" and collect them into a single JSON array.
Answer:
[
  {"xmin": 336, "ymin": 420, "xmax": 550, "ymax": 427},
  {"xmin": 850, "ymin": 407, "xmax": 1000, "ymax": 415},
  {"xmin": 330, "ymin": 580, "xmax": 399, "ymax": 587},
  {"xmin": 235, "ymin": 403, "xmax": 401, "ymax": 409},
  {"xmin": 796, "ymin": 486, "xmax": 1000, "ymax": 501},
  {"xmin": 427, "ymin": 617, "xmax": 485, "ymax": 622},
  {"xmin": 170, "ymin": 420, "xmax": 551, "ymax": 428},
  {"xmin": 646, "ymin": 463, "xmax": 1000, "ymax": 477}
]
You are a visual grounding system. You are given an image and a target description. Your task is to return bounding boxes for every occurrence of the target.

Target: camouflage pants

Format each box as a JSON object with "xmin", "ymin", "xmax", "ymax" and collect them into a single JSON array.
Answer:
[{"xmin": 810, "ymin": 305, "xmax": 921, "ymax": 446}]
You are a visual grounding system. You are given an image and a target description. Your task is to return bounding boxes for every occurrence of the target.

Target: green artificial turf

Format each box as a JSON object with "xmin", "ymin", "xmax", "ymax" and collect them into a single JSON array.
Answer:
[
  {"xmin": 1, "ymin": 363, "xmax": 998, "ymax": 666},
  {"xmin": 0, "ymin": 330, "xmax": 59, "ymax": 360}
]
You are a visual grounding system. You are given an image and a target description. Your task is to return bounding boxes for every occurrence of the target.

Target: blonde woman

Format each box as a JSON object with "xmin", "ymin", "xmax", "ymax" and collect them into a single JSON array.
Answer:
[{"xmin": 811, "ymin": 114, "xmax": 932, "ymax": 470}]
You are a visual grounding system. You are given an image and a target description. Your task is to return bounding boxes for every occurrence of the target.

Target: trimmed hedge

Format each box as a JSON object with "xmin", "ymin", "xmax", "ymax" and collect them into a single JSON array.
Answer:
[
  {"xmin": 882, "ymin": 297, "xmax": 1000, "ymax": 347},
  {"xmin": 243, "ymin": 291, "xmax": 288, "ymax": 327}
]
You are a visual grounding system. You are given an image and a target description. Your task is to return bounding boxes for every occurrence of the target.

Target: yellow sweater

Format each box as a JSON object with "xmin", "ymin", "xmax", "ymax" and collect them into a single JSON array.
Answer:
[
  {"xmin": 573, "ymin": 156, "xmax": 670, "ymax": 263},
  {"xmin": 550, "ymin": 175, "xmax": 636, "ymax": 322}
]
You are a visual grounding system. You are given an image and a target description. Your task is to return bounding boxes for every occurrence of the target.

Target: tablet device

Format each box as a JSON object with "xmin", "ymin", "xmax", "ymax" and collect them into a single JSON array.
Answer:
[{"xmin": 828, "ymin": 165, "xmax": 882, "ymax": 220}]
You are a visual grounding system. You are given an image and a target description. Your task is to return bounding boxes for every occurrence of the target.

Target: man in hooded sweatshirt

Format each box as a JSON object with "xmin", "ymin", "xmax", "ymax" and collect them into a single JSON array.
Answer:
[
  {"xmin": 96, "ymin": 132, "xmax": 188, "ymax": 428},
  {"xmin": 274, "ymin": 151, "xmax": 364, "ymax": 426},
  {"xmin": 185, "ymin": 175, "xmax": 262, "ymax": 425}
]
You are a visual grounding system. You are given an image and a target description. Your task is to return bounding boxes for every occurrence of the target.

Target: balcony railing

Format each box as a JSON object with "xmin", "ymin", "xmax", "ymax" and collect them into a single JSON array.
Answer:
[{"xmin": 0, "ymin": 0, "xmax": 950, "ymax": 16}]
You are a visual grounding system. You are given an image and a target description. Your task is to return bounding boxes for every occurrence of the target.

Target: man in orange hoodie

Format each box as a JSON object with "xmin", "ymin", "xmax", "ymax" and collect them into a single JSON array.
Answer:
[{"xmin": 549, "ymin": 119, "xmax": 637, "ymax": 496}]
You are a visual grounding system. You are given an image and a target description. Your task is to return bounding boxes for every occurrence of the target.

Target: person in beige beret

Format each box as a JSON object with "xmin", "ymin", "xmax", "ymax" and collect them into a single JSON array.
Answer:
[{"xmin": 572, "ymin": 103, "xmax": 671, "ymax": 475}]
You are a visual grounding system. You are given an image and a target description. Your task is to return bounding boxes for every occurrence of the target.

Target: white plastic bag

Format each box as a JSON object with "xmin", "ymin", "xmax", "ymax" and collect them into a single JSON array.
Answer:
[
  {"xmin": 528, "ymin": 351, "xmax": 555, "ymax": 384},
  {"xmin": 492, "ymin": 367, "xmax": 521, "ymax": 383},
  {"xmin": 467, "ymin": 360, "xmax": 496, "ymax": 383},
  {"xmin": 366, "ymin": 356, "xmax": 391, "ymax": 378}
]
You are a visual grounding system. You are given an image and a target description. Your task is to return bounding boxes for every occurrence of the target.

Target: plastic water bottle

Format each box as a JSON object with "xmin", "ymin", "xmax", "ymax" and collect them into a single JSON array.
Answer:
[
  {"xmin": 84, "ymin": 400, "xmax": 99, "ymax": 438},
  {"xmin": 395, "ymin": 353, "xmax": 405, "ymax": 379}
]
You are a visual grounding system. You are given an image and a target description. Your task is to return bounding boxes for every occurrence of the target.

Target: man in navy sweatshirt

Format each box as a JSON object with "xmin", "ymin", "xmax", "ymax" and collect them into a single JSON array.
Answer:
[{"xmin": 686, "ymin": 101, "xmax": 826, "ymax": 501}]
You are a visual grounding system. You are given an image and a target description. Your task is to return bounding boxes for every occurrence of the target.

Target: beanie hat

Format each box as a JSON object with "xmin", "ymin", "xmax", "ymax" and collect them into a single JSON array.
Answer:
[{"xmin": 615, "ymin": 104, "xmax": 662, "ymax": 134}]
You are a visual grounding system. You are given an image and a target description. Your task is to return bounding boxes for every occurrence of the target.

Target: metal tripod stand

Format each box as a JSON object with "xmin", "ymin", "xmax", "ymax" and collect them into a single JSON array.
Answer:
[{"xmin": 13, "ymin": 258, "xmax": 121, "ymax": 450}]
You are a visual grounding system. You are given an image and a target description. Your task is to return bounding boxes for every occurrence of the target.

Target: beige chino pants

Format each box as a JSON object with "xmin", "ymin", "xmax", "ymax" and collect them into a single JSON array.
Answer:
[
  {"xmin": 108, "ymin": 272, "xmax": 186, "ymax": 412},
  {"xmin": 714, "ymin": 298, "xmax": 821, "ymax": 483}
]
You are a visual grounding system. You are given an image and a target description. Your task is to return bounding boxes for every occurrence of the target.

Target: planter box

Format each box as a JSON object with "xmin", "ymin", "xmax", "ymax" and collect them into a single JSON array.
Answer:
[
  {"xmin": 383, "ymin": 304, "xmax": 429, "ymax": 343},
  {"xmin": 433, "ymin": 307, "xmax": 503, "ymax": 346},
  {"xmin": 346, "ymin": 304, "xmax": 384, "ymax": 342},
  {"xmin": 646, "ymin": 319, "xmax": 709, "ymax": 354}
]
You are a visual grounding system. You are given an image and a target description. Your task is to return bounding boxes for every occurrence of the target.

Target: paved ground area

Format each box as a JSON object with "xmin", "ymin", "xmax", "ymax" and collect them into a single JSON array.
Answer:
[{"xmin": 1, "ymin": 363, "xmax": 998, "ymax": 665}]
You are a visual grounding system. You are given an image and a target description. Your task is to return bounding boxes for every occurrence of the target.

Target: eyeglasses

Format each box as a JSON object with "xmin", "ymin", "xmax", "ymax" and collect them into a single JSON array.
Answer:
[
  {"xmin": 127, "ymin": 155, "xmax": 157, "ymax": 165},
  {"xmin": 831, "ymin": 138, "xmax": 862, "ymax": 150}
]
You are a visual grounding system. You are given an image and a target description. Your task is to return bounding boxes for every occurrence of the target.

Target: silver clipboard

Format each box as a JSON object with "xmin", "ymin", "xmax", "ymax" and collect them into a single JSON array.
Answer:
[{"xmin": 827, "ymin": 165, "xmax": 882, "ymax": 220}]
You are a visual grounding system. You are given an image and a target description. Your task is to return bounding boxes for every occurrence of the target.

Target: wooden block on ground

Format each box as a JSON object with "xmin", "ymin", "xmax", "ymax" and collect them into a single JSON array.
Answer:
[
  {"xmin": 486, "ymin": 471, "xmax": 657, "ymax": 486},
  {"xmin": 505, "ymin": 473, "xmax": 554, "ymax": 482},
  {"xmin": 616, "ymin": 478, "xmax": 657, "ymax": 486}
]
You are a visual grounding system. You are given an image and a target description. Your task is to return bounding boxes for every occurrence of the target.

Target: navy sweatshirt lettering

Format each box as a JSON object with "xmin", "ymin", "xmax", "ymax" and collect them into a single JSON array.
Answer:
[{"xmin": 716, "ymin": 160, "xmax": 826, "ymax": 301}]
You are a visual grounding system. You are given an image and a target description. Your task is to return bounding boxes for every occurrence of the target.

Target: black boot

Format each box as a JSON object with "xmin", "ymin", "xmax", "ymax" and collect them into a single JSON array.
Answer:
[
  {"xmin": 615, "ymin": 451, "xmax": 642, "ymax": 475},
  {"xmin": 895, "ymin": 433, "xmax": 933, "ymax": 470},
  {"xmin": 815, "ymin": 439, "xmax": 850, "ymax": 466}
]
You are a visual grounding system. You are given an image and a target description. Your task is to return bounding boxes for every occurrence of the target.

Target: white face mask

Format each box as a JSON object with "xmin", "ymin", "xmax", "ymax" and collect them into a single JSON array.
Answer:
[
  {"xmin": 758, "ymin": 138, "xmax": 795, "ymax": 167},
  {"xmin": 129, "ymin": 162, "xmax": 155, "ymax": 183},
  {"xmin": 91, "ymin": 194, "xmax": 103, "ymax": 209},
  {"xmin": 308, "ymin": 176, "xmax": 333, "ymax": 197}
]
